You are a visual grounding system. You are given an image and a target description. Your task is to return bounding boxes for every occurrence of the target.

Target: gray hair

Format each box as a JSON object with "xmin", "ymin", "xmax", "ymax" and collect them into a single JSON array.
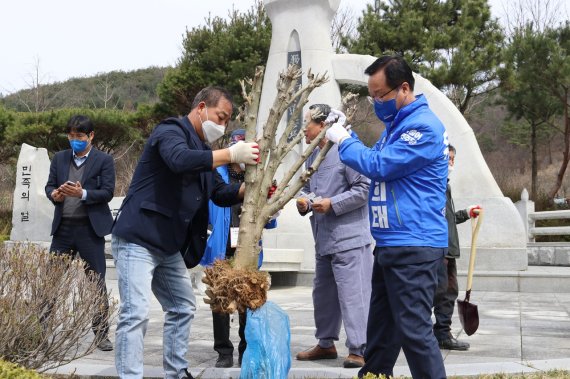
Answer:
[{"xmin": 308, "ymin": 104, "xmax": 331, "ymax": 123}]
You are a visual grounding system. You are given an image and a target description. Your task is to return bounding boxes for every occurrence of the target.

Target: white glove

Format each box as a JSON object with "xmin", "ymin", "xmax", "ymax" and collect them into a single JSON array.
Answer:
[
  {"xmin": 326, "ymin": 123, "xmax": 351, "ymax": 145},
  {"xmin": 229, "ymin": 141, "xmax": 259, "ymax": 165},
  {"xmin": 325, "ymin": 108, "xmax": 347, "ymax": 126}
]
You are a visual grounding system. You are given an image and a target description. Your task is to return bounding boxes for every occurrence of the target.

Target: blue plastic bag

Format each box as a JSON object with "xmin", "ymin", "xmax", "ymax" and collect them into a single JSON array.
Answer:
[{"xmin": 240, "ymin": 301, "xmax": 291, "ymax": 379}]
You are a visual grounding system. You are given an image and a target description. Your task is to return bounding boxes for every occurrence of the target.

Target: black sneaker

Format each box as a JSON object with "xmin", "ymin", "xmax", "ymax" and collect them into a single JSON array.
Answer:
[
  {"xmin": 438, "ymin": 337, "xmax": 470, "ymax": 351},
  {"xmin": 96, "ymin": 337, "xmax": 113, "ymax": 351},
  {"xmin": 182, "ymin": 369, "xmax": 194, "ymax": 379},
  {"xmin": 215, "ymin": 354, "xmax": 233, "ymax": 368}
]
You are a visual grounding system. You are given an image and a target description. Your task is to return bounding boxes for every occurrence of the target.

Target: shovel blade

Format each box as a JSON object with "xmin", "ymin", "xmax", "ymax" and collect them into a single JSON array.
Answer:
[{"xmin": 457, "ymin": 299, "xmax": 479, "ymax": 336}]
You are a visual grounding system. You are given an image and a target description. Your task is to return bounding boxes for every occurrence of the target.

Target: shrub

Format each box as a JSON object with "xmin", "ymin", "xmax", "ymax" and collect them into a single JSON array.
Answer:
[
  {"xmin": 0, "ymin": 359, "xmax": 41, "ymax": 378},
  {"xmin": 0, "ymin": 244, "xmax": 117, "ymax": 372}
]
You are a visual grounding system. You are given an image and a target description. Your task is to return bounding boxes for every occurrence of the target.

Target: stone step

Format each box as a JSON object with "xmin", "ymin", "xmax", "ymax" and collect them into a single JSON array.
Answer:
[
  {"xmin": 105, "ymin": 261, "xmax": 570, "ymax": 293},
  {"xmin": 457, "ymin": 266, "xmax": 570, "ymax": 293},
  {"xmin": 527, "ymin": 242, "xmax": 570, "ymax": 265}
]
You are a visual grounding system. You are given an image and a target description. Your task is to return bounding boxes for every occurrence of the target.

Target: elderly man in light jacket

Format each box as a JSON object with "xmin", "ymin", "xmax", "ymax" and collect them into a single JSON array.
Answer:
[{"xmin": 295, "ymin": 104, "xmax": 373, "ymax": 369}]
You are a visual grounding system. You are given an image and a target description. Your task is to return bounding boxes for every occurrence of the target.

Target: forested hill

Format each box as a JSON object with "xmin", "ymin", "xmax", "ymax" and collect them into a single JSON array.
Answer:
[{"xmin": 0, "ymin": 66, "xmax": 168, "ymax": 112}]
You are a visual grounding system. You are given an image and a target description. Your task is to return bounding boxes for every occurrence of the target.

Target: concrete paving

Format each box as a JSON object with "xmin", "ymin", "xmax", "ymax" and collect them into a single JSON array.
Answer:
[{"xmin": 46, "ymin": 276, "xmax": 570, "ymax": 378}]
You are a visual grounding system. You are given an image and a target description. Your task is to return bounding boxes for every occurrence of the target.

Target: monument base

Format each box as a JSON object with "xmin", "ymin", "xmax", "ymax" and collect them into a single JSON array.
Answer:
[
  {"xmin": 528, "ymin": 243, "xmax": 570, "ymax": 266},
  {"xmin": 456, "ymin": 247, "xmax": 528, "ymax": 271}
]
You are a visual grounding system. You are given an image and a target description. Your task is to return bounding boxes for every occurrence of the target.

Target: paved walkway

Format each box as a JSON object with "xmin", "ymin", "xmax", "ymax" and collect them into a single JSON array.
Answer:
[{"xmin": 47, "ymin": 278, "xmax": 570, "ymax": 378}]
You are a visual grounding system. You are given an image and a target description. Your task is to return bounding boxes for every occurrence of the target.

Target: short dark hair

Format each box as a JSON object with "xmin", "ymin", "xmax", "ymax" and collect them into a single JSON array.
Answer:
[
  {"xmin": 191, "ymin": 86, "xmax": 234, "ymax": 110},
  {"xmin": 449, "ymin": 144, "xmax": 456, "ymax": 154},
  {"xmin": 66, "ymin": 115, "xmax": 94, "ymax": 134},
  {"xmin": 365, "ymin": 55, "xmax": 415, "ymax": 91},
  {"xmin": 308, "ymin": 104, "xmax": 331, "ymax": 123}
]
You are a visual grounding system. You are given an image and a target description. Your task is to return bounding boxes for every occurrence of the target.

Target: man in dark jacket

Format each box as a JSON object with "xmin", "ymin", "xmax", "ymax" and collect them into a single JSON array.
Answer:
[
  {"xmin": 111, "ymin": 87, "xmax": 260, "ymax": 379},
  {"xmin": 433, "ymin": 144, "xmax": 481, "ymax": 350},
  {"xmin": 45, "ymin": 114, "xmax": 115, "ymax": 351}
]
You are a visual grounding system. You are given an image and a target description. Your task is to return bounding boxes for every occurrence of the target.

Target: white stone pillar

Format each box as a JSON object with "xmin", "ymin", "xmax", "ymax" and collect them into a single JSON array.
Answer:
[
  {"xmin": 260, "ymin": 0, "xmax": 343, "ymax": 272},
  {"xmin": 261, "ymin": 0, "xmax": 528, "ymax": 273},
  {"xmin": 9, "ymin": 143, "xmax": 53, "ymax": 243}
]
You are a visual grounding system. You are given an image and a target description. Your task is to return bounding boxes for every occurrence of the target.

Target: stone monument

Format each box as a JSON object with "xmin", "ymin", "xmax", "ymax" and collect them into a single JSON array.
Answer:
[
  {"xmin": 259, "ymin": 0, "xmax": 527, "ymax": 275},
  {"xmin": 8, "ymin": 143, "xmax": 124, "ymax": 251},
  {"xmin": 9, "ymin": 143, "xmax": 53, "ymax": 245}
]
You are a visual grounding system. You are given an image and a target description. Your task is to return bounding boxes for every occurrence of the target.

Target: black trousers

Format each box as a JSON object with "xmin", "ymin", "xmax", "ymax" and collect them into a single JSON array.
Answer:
[
  {"xmin": 49, "ymin": 220, "xmax": 110, "ymax": 338},
  {"xmin": 359, "ymin": 247, "xmax": 446, "ymax": 379},
  {"xmin": 434, "ymin": 257, "xmax": 459, "ymax": 341},
  {"xmin": 212, "ymin": 311, "xmax": 246, "ymax": 359}
]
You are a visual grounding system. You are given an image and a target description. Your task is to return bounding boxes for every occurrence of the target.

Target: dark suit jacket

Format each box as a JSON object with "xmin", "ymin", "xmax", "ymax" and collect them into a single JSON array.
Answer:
[
  {"xmin": 112, "ymin": 116, "xmax": 240, "ymax": 267},
  {"xmin": 45, "ymin": 147, "xmax": 116, "ymax": 238}
]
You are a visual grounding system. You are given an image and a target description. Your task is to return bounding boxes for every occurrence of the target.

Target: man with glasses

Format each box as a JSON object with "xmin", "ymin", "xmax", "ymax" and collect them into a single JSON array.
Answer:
[
  {"xmin": 45, "ymin": 114, "xmax": 116, "ymax": 351},
  {"xmin": 325, "ymin": 55, "xmax": 449, "ymax": 378}
]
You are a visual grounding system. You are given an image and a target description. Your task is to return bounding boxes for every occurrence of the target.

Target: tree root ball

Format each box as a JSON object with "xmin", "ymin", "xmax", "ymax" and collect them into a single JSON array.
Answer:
[{"xmin": 202, "ymin": 260, "xmax": 270, "ymax": 313}]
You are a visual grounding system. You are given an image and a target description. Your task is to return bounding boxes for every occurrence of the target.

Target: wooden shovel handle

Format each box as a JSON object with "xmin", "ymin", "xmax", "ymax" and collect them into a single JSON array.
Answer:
[{"xmin": 465, "ymin": 209, "xmax": 484, "ymax": 292}]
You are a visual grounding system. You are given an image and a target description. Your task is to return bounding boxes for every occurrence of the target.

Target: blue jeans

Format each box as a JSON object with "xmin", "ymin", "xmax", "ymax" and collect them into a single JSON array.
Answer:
[{"xmin": 112, "ymin": 235, "xmax": 196, "ymax": 379}]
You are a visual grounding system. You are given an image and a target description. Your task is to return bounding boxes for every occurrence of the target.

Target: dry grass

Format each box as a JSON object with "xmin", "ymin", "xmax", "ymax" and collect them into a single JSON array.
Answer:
[
  {"xmin": 112, "ymin": 144, "xmax": 142, "ymax": 196},
  {"xmin": 359, "ymin": 371, "xmax": 570, "ymax": 379},
  {"xmin": 493, "ymin": 162, "xmax": 570, "ymax": 211}
]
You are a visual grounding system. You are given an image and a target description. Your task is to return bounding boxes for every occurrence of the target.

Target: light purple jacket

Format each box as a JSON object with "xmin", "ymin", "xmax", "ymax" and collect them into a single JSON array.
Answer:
[{"xmin": 302, "ymin": 144, "xmax": 372, "ymax": 255}]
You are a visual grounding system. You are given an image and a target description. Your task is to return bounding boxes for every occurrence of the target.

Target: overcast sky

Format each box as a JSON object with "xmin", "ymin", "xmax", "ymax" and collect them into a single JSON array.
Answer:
[{"xmin": 0, "ymin": 0, "xmax": 527, "ymax": 94}]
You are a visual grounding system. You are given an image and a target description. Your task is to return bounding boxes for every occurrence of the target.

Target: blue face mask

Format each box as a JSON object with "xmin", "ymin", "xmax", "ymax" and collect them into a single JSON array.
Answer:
[
  {"xmin": 70, "ymin": 139, "xmax": 89, "ymax": 153},
  {"xmin": 373, "ymin": 97, "xmax": 399, "ymax": 124}
]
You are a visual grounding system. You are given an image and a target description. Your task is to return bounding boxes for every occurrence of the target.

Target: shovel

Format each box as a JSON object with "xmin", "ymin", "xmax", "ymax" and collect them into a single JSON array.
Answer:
[{"xmin": 457, "ymin": 208, "xmax": 484, "ymax": 336}]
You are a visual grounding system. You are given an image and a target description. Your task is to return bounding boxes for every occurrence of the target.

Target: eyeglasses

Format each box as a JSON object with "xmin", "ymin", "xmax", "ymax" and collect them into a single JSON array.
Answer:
[
  {"xmin": 67, "ymin": 132, "xmax": 89, "ymax": 139},
  {"xmin": 367, "ymin": 86, "xmax": 400, "ymax": 105}
]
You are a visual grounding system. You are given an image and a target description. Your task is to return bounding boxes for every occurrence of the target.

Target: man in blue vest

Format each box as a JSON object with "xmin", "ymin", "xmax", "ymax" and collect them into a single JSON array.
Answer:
[
  {"xmin": 111, "ymin": 87, "xmax": 260, "ymax": 379},
  {"xmin": 326, "ymin": 55, "xmax": 448, "ymax": 379}
]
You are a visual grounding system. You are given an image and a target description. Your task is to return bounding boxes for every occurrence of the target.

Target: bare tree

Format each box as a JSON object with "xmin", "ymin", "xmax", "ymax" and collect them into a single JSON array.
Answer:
[
  {"xmin": 13, "ymin": 57, "xmax": 66, "ymax": 112},
  {"xmin": 0, "ymin": 244, "xmax": 117, "ymax": 372},
  {"xmin": 502, "ymin": 0, "xmax": 567, "ymax": 35},
  {"xmin": 203, "ymin": 65, "xmax": 358, "ymax": 313},
  {"xmin": 331, "ymin": 5, "xmax": 357, "ymax": 54},
  {"xmin": 92, "ymin": 74, "xmax": 120, "ymax": 109}
]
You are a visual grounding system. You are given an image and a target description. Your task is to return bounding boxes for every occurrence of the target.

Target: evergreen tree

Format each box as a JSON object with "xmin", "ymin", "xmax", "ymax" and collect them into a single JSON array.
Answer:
[
  {"xmin": 344, "ymin": 0, "xmax": 504, "ymax": 114},
  {"xmin": 499, "ymin": 24, "xmax": 561, "ymax": 200},
  {"xmin": 157, "ymin": 1, "xmax": 271, "ymax": 116}
]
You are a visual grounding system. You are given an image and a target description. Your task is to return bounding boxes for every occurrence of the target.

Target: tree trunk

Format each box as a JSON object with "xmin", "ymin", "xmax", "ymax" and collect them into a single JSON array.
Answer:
[
  {"xmin": 531, "ymin": 121, "xmax": 538, "ymax": 201},
  {"xmin": 203, "ymin": 65, "xmax": 342, "ymax": 312},
  {"xmin": 548, "ymin": 88, "xmax": 570, "ymax": 200}
]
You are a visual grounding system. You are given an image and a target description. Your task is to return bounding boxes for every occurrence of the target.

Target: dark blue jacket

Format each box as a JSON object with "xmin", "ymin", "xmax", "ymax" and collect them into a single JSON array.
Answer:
[
  {"xmin": 45, "ymin": 147, "xmax": 115, "ymax": 238},
  {"xmin": 112, "ymin": 116, "xmax": 240, "ymax": 267}
]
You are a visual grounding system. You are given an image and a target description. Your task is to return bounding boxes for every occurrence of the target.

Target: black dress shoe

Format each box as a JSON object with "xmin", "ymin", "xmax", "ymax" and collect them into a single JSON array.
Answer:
[
  {"xmin": 215, "ymin": 354, "xmax": 233, "ymax": 368},
  {"xmin": 438, "ymin": 337, "xmax": 470, "ymax": 351},
  {"xmin": 96, "ymin": 337, "xmax": 113, "ymax": 351}
]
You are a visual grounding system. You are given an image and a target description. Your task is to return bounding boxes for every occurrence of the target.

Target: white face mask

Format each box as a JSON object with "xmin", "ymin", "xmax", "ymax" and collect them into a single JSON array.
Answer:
[
  {"xmin": 200, "ymin": 107, "xmax": 225, "ymax": 143},
  {"xmin": 448, "ymin": 165, "xmax": 454, "ymax": 174}
]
